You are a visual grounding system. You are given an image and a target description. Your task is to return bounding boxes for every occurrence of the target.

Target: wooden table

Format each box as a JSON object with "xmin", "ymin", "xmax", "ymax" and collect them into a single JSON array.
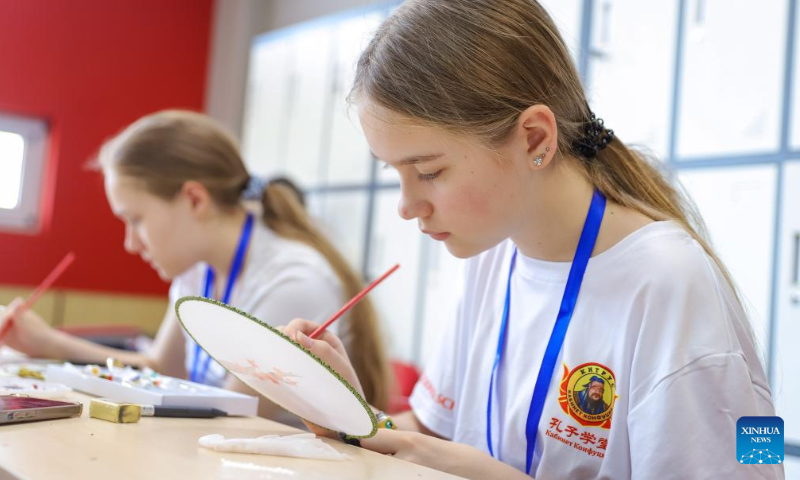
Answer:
[{"xmin": 0, "ymin": 392, "xmax": 464, "ymax": 479}]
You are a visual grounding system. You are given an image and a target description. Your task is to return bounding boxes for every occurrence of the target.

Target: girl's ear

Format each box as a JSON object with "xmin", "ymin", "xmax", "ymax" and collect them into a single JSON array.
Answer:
[
  {"xmin": 517, "ymin": 104, "xmax": 558, "ymax": 170},
  {"xmin": 180, "ymin": 180, "xmax": 213, "ymax": 218}
]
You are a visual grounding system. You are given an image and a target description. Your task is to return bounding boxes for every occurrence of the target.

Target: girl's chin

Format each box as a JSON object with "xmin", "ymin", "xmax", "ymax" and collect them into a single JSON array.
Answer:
[
  {"xmin": 443, "ymin": 239, "xmax": 477, "ymax": 259},
  {"xmin": 444, "ymin": 237, "xmax": 500, "ymax": 259},
  {"xmin": 156, "ymin": 269, "xmax": 172, "ymax": 281},
  {"xmin": 148, "ymin": 262, "xmax": 174, "ymax": 281}
]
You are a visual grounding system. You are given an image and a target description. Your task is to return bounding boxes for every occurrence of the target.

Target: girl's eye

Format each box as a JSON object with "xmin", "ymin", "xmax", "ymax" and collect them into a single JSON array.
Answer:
[{"xmin": 418, "ymin": 170, "xmax": 443, "ymax": 182}]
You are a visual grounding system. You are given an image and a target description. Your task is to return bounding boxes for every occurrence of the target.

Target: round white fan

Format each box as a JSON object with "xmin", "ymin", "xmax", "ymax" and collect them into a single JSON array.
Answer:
[{"xmin": 176, "ymin": 296, "xmax": 377, "ymax": 437}]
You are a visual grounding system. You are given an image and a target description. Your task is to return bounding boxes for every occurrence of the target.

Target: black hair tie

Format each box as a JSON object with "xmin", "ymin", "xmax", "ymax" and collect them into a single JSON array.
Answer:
[{"xmin": 572, "ymin": 113, "xmax": 615, "ymax": 159}]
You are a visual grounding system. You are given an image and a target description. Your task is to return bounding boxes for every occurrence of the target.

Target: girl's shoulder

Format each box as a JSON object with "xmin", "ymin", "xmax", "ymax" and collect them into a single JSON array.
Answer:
[
  {"xmin": 588, "ymin": 220, "xmax": 723, "ymax": 289},
  {"xmin": 248, "ymin": 220, "xmax": 340, "ymax": 285}
]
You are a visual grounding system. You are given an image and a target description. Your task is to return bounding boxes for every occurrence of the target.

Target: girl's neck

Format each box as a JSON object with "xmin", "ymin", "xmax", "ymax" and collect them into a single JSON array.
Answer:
[
  {"xmin": 203, "ymin": 206, "xmax": 251, "ymax": 279},
  {"xmin": 510, "ymin": 159, "xmax": 652, "ymax": 262}
]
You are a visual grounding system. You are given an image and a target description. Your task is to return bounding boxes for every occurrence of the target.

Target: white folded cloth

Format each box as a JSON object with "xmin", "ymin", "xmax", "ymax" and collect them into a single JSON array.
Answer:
[{"xmin": 198, "ymin": 433, "xmax": 348, "ymax": 461}]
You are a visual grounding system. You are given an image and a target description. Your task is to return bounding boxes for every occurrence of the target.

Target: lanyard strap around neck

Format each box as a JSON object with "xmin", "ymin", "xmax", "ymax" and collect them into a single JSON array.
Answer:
[
  {"xmin": 486, "ymin": 189, "xmax": 606, "ymax": 475},
  {"xmin": 190, "ymin": 211, "xmax": 255, "ymax": 384}
]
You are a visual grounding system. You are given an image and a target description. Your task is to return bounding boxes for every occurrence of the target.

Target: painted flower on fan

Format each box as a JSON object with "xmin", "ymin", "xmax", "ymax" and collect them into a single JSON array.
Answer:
[{"xmin": 221, "ymin": 359, "xmax": 301, "ymax": 387}]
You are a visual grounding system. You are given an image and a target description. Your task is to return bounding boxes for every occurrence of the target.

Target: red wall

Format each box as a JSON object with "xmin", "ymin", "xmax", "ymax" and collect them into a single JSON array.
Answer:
[{"xmin": 0, "ymin": 0, "xmax": 214, "ymax": 295}]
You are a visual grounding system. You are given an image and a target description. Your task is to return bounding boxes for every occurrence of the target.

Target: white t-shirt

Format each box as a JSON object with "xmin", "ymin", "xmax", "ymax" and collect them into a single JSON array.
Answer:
[
  {"xmin": 169, "ymin": 216, "xmax": 344, "ymax": 388},
  {"xmin": 409, "ymin": 221, "xmax": 782, "ymax": 479}
]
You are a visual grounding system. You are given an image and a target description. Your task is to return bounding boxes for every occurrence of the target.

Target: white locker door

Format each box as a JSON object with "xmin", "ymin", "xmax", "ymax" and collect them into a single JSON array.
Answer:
[
  {"xmin": 784, "ymin": 455, "xmax": 800, "ymax": 479},
  {"xmin": 586, "ymin": 0, "xmax": 679, "ymax": 159},
  {"xmin": 678, "ymin": 165, "xmax": 778, "ymax": 354},
  {"xmin": 367, "ymin": 189, "xmax": 424, "ymax": 363},
  {"xmin": 416, "ymin": 238, "xmax": 465, "ymax": 367},
  {"xmin": 283, "ymin": 25, "xmax": 334, "ymax": 188},
  {"xmin": 537, "ymin": 0, "xmax": 583, "ymax": 63},
  {"xmin": 307, "ymin": 191, "xmax": 370, "ymax": 274},
  {"xmin": 792, "ymin": 3, "xmax": 800, "ymax": 150},
  {"xmin": 676, "ymin": 0, "xmax": 789, "ymax": 158},
  {"xmin": 325, "ymin": 13, "xmax": 383, "ymax": 186},
  {"xmin": 774, "ymin": 160, "xmax": 800, "ymax": 445},
  {"xmin": 241, "ymin": 38, "xmax": 292, "ymax": 176}
]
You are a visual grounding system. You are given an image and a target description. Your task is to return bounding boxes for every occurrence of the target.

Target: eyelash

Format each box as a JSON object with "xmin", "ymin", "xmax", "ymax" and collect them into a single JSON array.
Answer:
[
  {"xmin": 418, "ymin": 170, "xmax": 443, "ymax": 182},
  {"xmin": 380, "ymin": 162, "xmax": 442, "ymax": 181}
]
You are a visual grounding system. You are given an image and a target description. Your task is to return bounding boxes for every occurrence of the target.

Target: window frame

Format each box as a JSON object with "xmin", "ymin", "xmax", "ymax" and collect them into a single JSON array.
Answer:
[{"xmin": 0, "ymin": 113, "xmax": 48, "ymax": 234}]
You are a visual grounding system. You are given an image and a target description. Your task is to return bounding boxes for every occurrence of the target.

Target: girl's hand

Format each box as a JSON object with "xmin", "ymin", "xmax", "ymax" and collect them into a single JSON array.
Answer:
[
  {"xmin": 0, "ymin": 298, "xmax": 59, "ymax": 358},
  {"xmin": 279, "ymin": 318, "xmax": 364, "ymax": 436},
  {"xmin": 362, "ymin": 429, "xmax": 531, "ymax": 480}
]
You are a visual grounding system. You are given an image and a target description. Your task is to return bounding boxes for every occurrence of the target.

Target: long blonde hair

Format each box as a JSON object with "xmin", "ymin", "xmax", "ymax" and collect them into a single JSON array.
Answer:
[
  {"xmin": 351, "ymin": 0, "xmax": 738, "ymax": 302},
  {"xmin": 99, "ymin": 110, "xmax": 390, "ymax": 409}
]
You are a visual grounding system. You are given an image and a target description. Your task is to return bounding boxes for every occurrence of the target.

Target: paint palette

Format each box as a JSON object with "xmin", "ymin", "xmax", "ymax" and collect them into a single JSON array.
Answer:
[
  {"xmin": 45, "ymin": 362, "xmax": 258, "ymax": 416},
  {"xmin": 176, "ymin": 296, "xmax": 377, "ymax": 437},
  {"xmin": 0, "ymin": 362, "xmax": 49, "ymax": 381},
  {"xmin": 0, "ymin": 376, "xmax": 72, "ymax": 398},
  {"xmin": 0, "ymin": 358, "xmax": 72, "ymax": 398}
]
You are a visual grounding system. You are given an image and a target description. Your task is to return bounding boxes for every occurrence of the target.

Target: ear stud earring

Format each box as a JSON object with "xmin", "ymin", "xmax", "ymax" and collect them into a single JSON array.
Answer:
[{"xmin": 534, "ymin": 146, "xmax": 550, "ymax": 166}]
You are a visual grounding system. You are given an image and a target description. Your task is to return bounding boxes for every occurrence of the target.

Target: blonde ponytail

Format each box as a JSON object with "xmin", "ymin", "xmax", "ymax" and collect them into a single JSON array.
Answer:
[
  {"xmin": 261, "ymin": 183, "xmax": 391, "ymax": 410},
  {"xmin": 584, "ymin": 138, "xmax": 735, "ymax": 298}
]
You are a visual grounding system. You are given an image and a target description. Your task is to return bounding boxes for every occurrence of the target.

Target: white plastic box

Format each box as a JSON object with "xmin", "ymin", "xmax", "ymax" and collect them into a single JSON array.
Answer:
[{"xmin": 46, "ymin": 364, "xmax": 258, "ymax": 416}]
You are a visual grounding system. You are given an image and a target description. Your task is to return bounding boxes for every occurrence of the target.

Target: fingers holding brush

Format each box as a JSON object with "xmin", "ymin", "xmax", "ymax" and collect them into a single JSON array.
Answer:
[{"xmin": 282, "ymin": 318, "xmax": 364, "ymax": 398}]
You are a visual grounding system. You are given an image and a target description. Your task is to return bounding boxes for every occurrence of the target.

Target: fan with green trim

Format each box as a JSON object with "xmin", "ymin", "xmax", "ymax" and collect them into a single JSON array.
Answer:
[{"xmin": 175, "ymin": 296, "xmax": 377, "ymax": 438}]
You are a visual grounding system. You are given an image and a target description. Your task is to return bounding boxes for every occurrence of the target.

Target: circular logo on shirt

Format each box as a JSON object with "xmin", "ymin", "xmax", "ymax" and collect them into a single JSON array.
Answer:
[{"xmin": 558, "ymin": 362, "xmax": 617, "ymax": 429}]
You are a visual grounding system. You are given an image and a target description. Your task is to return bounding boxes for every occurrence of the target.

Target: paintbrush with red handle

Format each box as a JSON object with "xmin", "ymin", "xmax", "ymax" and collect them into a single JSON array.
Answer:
[
  {"xmin": 309, "ymin": 263, "xmax": 400, "ymax": 339},
  {"xmin": 0, "ymin": 252, "xmax": 76, "ymax": 344}
]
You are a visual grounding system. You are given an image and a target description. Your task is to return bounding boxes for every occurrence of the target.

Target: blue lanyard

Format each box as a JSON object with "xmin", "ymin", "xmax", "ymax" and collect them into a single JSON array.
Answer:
[
  {"xmin": 486, "ymin": 189, "xmax": 606, "ymax": 475},
  {"xmin": 190, "ymin": 211, "xmax": 255, "ymax": 384}
]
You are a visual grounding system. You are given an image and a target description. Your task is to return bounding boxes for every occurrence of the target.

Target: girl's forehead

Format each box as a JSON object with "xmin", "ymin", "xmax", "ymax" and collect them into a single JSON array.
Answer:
[
  {"xmin": 359, "ymin": 103, "xmax": 424, "ymax": 134},
  {"xmin": 105, "ymin": 172, "xmax": 145, "ymax": 194},
  {"xmin": 105, "ymin": 173, "xmax": 153, "ymax": 209},
  {"xmin": 357, "ymin": 100, "xmax": 446, "ymax": 132},
  {"xmin": 358, "ymin": 104, "xmax": 477, "ymax": 159}
]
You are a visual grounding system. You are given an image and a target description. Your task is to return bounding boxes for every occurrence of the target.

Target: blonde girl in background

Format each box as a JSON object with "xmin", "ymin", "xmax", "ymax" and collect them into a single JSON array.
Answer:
[
  {"xmin": 1, "ymin": 110, "xmax": 391, "ymax": 417},
  {"xmin": 283, "ymin": 0, "xmax": 781, "ymax": 478}
]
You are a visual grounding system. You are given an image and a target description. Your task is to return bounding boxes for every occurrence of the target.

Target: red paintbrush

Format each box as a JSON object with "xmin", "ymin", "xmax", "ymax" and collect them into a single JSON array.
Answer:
[
  {"xmin": 309, "ymin": 263, "xmax": 400, "ymax": 339},
  {"xmin": 0, "ymin": 252, "xmax": 76, "ymax": 344}
]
